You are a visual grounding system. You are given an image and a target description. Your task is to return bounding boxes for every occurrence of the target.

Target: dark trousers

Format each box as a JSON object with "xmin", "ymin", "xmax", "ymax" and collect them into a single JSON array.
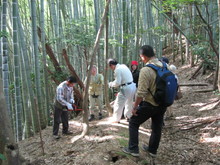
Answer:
[
  {"xmin": 53, "ymin": 106, "xmax": 69, "ymax": 135},
  {"xmin": 128, "ymin": 101, "xmax": 166, "ymax": 154}
]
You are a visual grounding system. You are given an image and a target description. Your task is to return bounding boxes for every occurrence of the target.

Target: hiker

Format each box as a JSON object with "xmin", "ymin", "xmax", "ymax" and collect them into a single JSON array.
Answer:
[
  {"xmin": 122, "ymin": 45, "xmax": 168, "ymax": 157},
  {"xmin": 130, "ymin": 60, "xmax": 139, "ymax": 88},
  {"xmin": 53, "ymin": 76, "xmax": 77, "ymax": 139},
  {"xmin": 84, "ymin": 65, "xmax": 104, "ymax": 121},
  {"xmin": 160, "ymin": 57, "xmax": 179, "ymax": 118},
  {"xmin": 108, "ymin": 59, "xmax": 136, "ymax": 123}
]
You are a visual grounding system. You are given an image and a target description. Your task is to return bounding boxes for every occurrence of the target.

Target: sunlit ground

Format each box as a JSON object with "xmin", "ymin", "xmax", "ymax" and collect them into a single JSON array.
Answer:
[{"xmin": 69, "ymin": 116, "xmax": 151, "ymax": 144}]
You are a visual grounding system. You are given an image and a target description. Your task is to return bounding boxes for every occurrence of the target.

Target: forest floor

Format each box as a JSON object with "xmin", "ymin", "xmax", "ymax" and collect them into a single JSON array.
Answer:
[{"xmin": 19, "ymin": 58, "xmax": 220, "ymax": 165}]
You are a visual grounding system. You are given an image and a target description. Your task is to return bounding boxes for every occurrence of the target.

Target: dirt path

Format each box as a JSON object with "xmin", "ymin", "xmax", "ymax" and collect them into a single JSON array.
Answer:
[{"xmin": 19, "ymin": 64, "xmax": 220, "ymax": 165}]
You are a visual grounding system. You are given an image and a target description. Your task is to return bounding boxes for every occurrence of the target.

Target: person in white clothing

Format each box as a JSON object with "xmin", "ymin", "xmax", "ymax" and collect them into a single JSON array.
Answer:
[{"xmin": 108, "ymin": 59, "xmax": 136, "ymax": 123}]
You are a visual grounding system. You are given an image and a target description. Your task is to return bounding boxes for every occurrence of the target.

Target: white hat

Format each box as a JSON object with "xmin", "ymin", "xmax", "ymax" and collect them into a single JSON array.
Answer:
[{"xmin": 170, "ymin": 64, "xmax": 177, "ymax": 72}]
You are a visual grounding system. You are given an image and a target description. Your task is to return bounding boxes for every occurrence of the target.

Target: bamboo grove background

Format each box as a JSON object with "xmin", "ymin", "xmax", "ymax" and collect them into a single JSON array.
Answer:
[{"xmin": 0, "ymin": 0, "xmax": 219, "ymax": 141}]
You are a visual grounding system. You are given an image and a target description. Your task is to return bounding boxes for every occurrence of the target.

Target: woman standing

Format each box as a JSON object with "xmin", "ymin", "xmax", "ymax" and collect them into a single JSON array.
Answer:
[{"xmin": 131, "ymin": 61, "xmax": 139, "ymax": 87}]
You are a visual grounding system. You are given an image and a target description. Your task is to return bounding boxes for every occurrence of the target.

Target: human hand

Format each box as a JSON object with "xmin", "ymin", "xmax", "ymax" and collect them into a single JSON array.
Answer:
[
  {"xmin": 108, "ymin": 82, "xmax": 113, "ymax": 88},
  {"xmin": 70, "ymin": 99, "xmax": 75, "ymax": 104},
  {"xmin": 132, "ymin": 109, "xmax": 138, "ymax": 116},
  {"xmin": 67, "ymin": 103, "xmax": 73, "ymax": 110}
]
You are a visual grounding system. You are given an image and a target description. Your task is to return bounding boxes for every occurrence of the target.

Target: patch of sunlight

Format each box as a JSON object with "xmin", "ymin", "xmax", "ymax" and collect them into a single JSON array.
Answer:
[
  {"xmin": 96, "ymin": 117, "xmax": 118, "ymax": 125},
  {"xmin": 200, "ymin": 136, "xmax": 220, "ymax": 143},
  {"xmin": 71, "ymin": 135, "xmax": 83, "ymax": 143},
  {"xmin": 198, "ymin": 101, "xmax": 220, "ymax": 111},
  {"xmin": 191, "ymin": 98, "xmax": 219, "ymax": 107},
  {"xmin": 69, "ymin": 120, "xmax": 83, "ymax": 127},
  {"xmin": 84, "ymin": 135, "xmax": 115, "ymax": 142},
  {"xmin": 71, "ymin": 134, "xmax": 116, "ymax": 144},
  {"xmin": 175, "ymin": 116, "xmax": 190, "ymax": 120},
  {"xmin": 191, "ymin": 103, "xmax": 206, "ymax": 107},
  {"xmin": 103, "ymin": 127, "xmax": 119, "ymax": 132},
  {"xmin": 181, "ymin": 64, "xmax": 191, "ymax": 69}
]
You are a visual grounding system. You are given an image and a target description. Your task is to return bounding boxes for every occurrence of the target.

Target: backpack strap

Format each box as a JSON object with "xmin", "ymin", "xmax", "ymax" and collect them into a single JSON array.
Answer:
[
  {"xmin": 146, "ymin": 62, "xmax": 168, "ymax": 71},
  {"xmin": 145, "ymin": 64, "xmax": 161, "ymax": 102},
  {"xmin": 146, "ymin": 63, "xmax": 160, "ymax": 71}
]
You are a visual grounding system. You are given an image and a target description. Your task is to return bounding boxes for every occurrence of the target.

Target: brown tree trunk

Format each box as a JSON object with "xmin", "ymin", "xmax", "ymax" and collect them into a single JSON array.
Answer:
[
  {"xmin": 81, "ymin": 0, "xmax": 111, "ymax": 137},
  {"xmin": 0, "ymin": 79, "xmax": 24, "ymax": 165},
  {"xmin": 104, "ymin": 0, "xmax": 113, "ymax": 116},
  {"xmin": 62, "ymin": 49, "xmax": 84, "ymax": 89}
]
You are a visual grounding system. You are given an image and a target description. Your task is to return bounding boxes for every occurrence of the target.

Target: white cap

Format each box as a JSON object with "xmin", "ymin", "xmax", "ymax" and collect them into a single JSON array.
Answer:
[{"xmin": 170, "ymin": 64, "xmax": 177, "ymax": 72}]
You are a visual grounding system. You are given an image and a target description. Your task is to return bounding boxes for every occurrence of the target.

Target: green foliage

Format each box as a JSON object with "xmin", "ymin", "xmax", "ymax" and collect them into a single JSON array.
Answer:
[
  {"xmin": 191, "ymin": 42, "xmax": 217, "ymax": 68},
  {"xmin": 64, "ymin": 17, "xmax": 95, "ymax": 48},
  {"xmin": 108, "ymin": 38, "xmax": 123, "ymax": 47},
  {"xmin": 162, "ymin": 0, "xmax": 206, "ymax": 11},
  {"xmin": 0, "ymin": 153, "xmax": 6, "ymax": 160},
  {"xmin": 119, "ymin": 132, "xmax": 129, "ymax": 138},
  {"xmin": 213, "ymin": 90, "xmax": 220, "ymax": 96},
  {"xmin": 0, "ymin": 30, "xmax": 9, "ymax": 38},
  {"xmin": 86, "ymin": 0, "xmax": 93, "ymax": 7},
  {"xmin": 115, "ymin": 151, "xmax": 132, "ymax": 158},
  {"xmin": 53, "ymin": 71, "xmax": 68, "ymax": 83},
  {"xmin": 140, "ymin": 160, "xmax": 149, "ymax": 165},
  {"xmin": 118, "ymin": 138, "xmax": 128, "ymax": 147},
  {"xmin": 9, "ymin": 83, "xmax": 15, "ymax": 94}
]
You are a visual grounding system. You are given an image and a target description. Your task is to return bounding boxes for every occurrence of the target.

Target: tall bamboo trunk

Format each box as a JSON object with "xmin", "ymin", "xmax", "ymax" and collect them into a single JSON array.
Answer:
[
  {"xmin": 122, "ymin": 0, "xmax": 128, "ymax": 64},
  {"xmin": 217, "ymin": 0, "xmax": 220, "ymax": 90},
  {"xmin": 41, "ymin": 0, "xmax": 50, "ymax": 125},
  {"xmin": 30, "ymin": 0, "xmax": 46, "ymax": 129},
  {"xmin": 2, "ymin": 0, "xmax": 11, "ymax": 118},
  {"xmin": 12, "ymin": 0, "xmax": 23, "ymax": 141},
  {"xmin": 17, "ymin": 13, "xmax": 39, "ymax": 134}
]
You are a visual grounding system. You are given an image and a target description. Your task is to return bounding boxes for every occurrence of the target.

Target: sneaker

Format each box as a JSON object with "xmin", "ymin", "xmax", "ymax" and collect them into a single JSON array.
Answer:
[
  {"xmin": 142, "ymin": 144, "xmax": 157, "ymax": 158},
  {"xmin": 122, "ymin": 147, "xmax": 139, "ymax": 157},
  {"xmin": 88, "ymin": 114, "xmax": 95, "ymax": 121},
  {"xmin": 53, "ymin": 135, "xmax": 60, "ymax": 139},
  {"xmin": 62, "ymin": 131, "xmax": 73, "ymax": 135},
  {"xmin": 98, "ymin": 113, "xmax": 102, "ymax": 120}
]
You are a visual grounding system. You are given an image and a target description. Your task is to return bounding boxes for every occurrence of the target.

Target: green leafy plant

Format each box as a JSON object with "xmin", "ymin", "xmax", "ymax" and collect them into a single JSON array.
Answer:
[
  {"xmin": 0, "ymin": 153, "xmax": 6, "ymax": 160},
  {"xmin": 118, "ymin": 138, "xmax": 128, "ymax": 147}
]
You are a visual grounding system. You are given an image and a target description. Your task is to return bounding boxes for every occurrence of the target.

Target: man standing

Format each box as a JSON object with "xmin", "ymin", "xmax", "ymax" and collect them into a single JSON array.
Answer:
[
  {"xmin": 84, "ymin": 65, "xmax": 104, "ymax": 121},
  {"xmin": 108, "ymin": 59, "xmax": 136, "ymax": 123},
  {"xmin": 122, "ymin": 45, "xmax": 167, "ymax": 157},
  {"xmin": 53, "ymin": 76, "xmax": 77, "ymax": 139}
]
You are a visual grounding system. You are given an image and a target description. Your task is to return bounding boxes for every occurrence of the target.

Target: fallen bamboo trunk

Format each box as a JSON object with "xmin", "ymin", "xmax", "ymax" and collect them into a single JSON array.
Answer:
[{"xmin": 179, "ymin": 83, "xmax": 209, "ymax": 86}]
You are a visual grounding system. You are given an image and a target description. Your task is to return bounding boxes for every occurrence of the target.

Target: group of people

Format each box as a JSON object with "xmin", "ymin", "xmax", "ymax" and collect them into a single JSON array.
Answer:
[{"xmin": 52, "ymin": 45, "xmax": 176, "ymax": 158}]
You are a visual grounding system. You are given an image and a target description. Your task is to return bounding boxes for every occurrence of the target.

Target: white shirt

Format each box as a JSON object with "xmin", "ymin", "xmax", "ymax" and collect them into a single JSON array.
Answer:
[{"xmin": 109, "ymin": 64, "xmax": 133, "ymax": 88}]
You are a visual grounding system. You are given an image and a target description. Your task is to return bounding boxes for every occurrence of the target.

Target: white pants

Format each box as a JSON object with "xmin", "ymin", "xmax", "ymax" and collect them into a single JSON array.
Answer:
[
  {"xmin": 113, "ymin": 83, "xmax": 136, "ymax": 122},
  {"xmin": 89, "ymin": 95, "xmax": 103, "ymax": 115}
]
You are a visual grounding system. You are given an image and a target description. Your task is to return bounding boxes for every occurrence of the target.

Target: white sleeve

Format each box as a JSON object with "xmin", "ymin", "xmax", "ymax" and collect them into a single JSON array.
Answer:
[{"xmin": 110, "ymin": 69, "xmax": 121, "ymax": 87}]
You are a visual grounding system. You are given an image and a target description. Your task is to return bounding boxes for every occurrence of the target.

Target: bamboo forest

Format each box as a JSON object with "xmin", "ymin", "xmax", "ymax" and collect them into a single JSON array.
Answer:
[{"xmin": 0, "ymin": 0, "xmax": 220, "ymax": 164}]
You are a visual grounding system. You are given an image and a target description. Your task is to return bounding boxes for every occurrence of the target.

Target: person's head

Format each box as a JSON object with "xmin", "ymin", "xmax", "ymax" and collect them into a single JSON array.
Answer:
[
  {"xmin": 131, "ymin": 61, "xmax": 138, "ymax": 71},
  {"xmin": 66, "ymin": 76, "xmax": 77, "ymax": 87},
  {"xmin": 169, "ymin": 64, "xmax": 177, "ymax": 72},
  {"xmin": 107, "ymin": 59, "xmax": 118, "ymax": 70},
  {"xmin": 139, "ymin": 45, "xmax": 155, "ymax": 63},
  {"xmin": 91, "ymin": 65, "xmax": 97, "ymax": 75},
  {"xmin": 160, "ymin": 56, "xmax": 169, "ymax": 64}
]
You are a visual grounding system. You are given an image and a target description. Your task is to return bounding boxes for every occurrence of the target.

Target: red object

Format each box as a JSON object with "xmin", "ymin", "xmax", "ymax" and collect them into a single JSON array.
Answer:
[
  {"xmin": 68, "ymin": 104, "xmax": 83, "ymax": 111},
  {"xmin": 131, "ymin": 61, "xmax": 138, "ymax": 66}
]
